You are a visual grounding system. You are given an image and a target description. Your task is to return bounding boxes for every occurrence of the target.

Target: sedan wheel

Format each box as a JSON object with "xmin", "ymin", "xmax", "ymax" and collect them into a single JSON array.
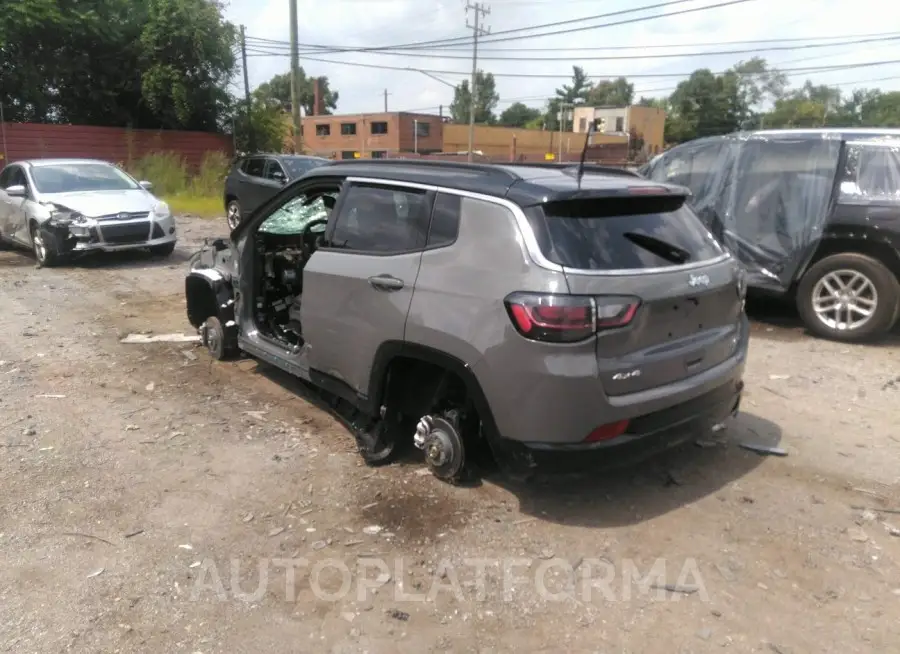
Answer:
[
  {"xmin": 30, "ymin": 224, "xmax": 58, "ymax": 267},
  {"xmin": 797, "ymin": 253, "xmax": 900, "ymax": 343},
  {"xmin": 226, "ymin": 201, "xmax": 241, "ymax": 230}
]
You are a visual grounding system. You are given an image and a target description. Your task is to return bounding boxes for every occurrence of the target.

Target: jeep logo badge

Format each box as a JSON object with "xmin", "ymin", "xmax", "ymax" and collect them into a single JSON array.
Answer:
[{"xmin": 688, "ymin": 273, "xmax": 710, "ymax": 288}]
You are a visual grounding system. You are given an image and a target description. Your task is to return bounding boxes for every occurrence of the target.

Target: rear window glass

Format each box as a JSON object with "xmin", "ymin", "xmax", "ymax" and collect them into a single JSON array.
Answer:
[
  {"xmin": 530, "ymin": 196, "xmax": 724, "ymax": 270},
  {"xmin": 282, "ymin": 156, "xmax": 328, "ymax": 178}
]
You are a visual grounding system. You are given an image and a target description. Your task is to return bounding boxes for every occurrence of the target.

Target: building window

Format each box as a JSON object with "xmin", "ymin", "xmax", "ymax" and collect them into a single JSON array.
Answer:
[
  {"xmin": 415, "ymin": 121, "xmax": 430, "ymax": 137},
  {"xmin": 341, "ymin": 122, "xmax": 357, "ymax": 136},
  {"xmin": 615, "ymin": 117, "xmax": 625, "ymax": 132},
  {"xmin": 371, "ymin": 151, "xmax": 387, "ymax": 159},
  {"xmin": 341, "ymin": 151, "xmax": 356, "ymax": 160},
  {"xmin": 316, "ymin": 124, "xmax": 331, "ymax": 137},
  {"xmin": 371, "ymin": 121, "xmax": 388, "ymax": 135}
]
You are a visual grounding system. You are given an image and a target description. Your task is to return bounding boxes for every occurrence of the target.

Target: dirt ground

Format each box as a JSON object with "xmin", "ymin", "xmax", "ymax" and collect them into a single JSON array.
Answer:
[{"xmin": 2, "ymin": 215, "xmax": 900, "ymax": 654}]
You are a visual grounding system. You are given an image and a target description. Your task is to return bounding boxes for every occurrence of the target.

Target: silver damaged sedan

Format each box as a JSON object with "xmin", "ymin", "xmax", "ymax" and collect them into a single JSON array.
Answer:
[{"xmin": 0, "ymin": 158, "xmax": 177, "ymax": 266}]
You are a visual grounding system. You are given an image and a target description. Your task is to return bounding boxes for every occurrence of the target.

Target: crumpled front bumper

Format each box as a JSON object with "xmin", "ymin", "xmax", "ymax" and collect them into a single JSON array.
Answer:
[{"xmin": 43, "ymin": 213, "xmax": 177, "ymax": 254}]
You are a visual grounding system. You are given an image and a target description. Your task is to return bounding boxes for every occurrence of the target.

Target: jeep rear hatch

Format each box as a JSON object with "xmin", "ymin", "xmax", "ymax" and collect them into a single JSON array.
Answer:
[{"xmin": 523, "ymin": 194, "xmax": 744, "ymax": 396}]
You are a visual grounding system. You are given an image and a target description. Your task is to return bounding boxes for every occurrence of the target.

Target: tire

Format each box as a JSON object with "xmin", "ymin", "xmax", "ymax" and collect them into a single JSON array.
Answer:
[
  {"xmin": 201, "ymin": 316, "xmax": 236, "ymax": 360},
  {"xmin": 796, "ymin": 252, "xmax": 900, "ymax": 343},
  {"xmin": 30, "ymin": 223, "xmax": 59, "ymax": 268},
  {"xmin": 149, "ymin": 241, "xmax": 176, "ymax": 257},
  {"xmin": 226, "ymin": 199, "xmax": 242, "ymax": 231}
]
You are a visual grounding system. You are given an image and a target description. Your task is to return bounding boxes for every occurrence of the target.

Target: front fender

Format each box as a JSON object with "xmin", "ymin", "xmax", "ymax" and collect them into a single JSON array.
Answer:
[{"xmin": 185, "ymin": 269, "xmax": 237, "ymax": 338}]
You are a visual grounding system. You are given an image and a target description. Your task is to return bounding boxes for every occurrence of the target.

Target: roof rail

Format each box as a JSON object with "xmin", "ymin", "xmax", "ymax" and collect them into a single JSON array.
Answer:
[
  {"xmin": 501, "ymin": 161, "xmax": 642, "ymax": 178},
  {"xmin": 324, "ymin": 157, "xmax": 523, "ymax": 182}
]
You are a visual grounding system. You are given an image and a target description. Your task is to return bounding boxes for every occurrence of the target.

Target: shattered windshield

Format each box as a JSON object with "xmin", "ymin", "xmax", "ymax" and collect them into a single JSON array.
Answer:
[{"xmin": 258, "ymin": 193, "xmax": 336, "ymax": 234}]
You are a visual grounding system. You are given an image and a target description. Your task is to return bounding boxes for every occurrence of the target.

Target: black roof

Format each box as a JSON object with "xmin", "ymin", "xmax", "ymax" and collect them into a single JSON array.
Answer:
[{"xmin": 301, "ymin": 159, "xmax": 683, "ymax": 206}]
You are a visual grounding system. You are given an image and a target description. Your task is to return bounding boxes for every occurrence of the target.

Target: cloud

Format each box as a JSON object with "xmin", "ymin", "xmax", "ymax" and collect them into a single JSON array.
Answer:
[{"xmin": 224, "ymin": 0, "xmax": 900, "ymax": 115}]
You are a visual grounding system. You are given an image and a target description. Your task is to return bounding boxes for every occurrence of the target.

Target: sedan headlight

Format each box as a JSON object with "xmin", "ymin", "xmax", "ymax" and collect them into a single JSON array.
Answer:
[
  {"xmin": 47, "ymin": 209, "xmax": 85, "ymax": 227},
  {"xmin": 153, "ymin": 202, "xmax": 171, "ymax": 218}
]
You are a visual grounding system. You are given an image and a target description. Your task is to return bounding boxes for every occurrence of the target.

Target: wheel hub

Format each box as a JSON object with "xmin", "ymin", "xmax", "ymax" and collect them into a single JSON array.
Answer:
[
  {"xmin": 425, "ymin": 433, "xmax": 451, "ymax": 466},
  {"xmin": 413, "ymin": 414, "xmax": 465, "ymax": 480}
]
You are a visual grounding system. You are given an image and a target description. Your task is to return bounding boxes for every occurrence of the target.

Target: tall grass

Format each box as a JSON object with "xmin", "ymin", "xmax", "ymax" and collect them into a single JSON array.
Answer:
[{"xmin": 123, "ymin": 151, "xmax": 230, "ymax": 218}]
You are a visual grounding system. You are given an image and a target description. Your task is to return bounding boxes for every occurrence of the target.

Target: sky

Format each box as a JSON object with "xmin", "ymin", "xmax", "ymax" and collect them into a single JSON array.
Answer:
[{"xmin": 223, "ymin": 0, "xmax": 900, "ymax": 116}]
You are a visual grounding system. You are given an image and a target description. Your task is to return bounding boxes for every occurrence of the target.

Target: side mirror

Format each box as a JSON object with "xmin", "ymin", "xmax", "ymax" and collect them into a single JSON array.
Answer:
[
  {"xmin": 5, "ymin": 184, "xmax": 26, "ymax": 197},
  {"xmin": 274, "ymin": 174, "xmax": 287, "ymax": 185},
  {"xmin": 139, "ymin": 180, "xmax": 153, "ymax": 190}
]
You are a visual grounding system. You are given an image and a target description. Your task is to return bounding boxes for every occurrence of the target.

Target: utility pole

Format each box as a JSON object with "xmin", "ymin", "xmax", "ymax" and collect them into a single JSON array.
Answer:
[
  {"xmin": 383, "ymin": 89, "xmax": 391, "ymax": 112},
  {"xmin": 465, "ymin": 2, "xmax": 490, "ymax": 163},
  {"xmin": 289, "ymin": 0, "xmax": 303, "ymax": 153},
  {"xmin": 240, "ymin": 25, "xmax": 254, "ymax": 152},
  {"xmin": 558, "ymin": 102, "xmax": 572, "ymax": 162}
]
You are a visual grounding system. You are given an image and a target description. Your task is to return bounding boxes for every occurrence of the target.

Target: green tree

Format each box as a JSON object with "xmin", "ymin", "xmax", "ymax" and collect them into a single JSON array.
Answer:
[
  {"xmin": 233, "ymin": 98, "xmax": 288, "ymax": 153},
  {"xmin": 546, "ymin": 66, "xmax": 593, "ymax": 130},
  {"xmin": 449, "ymin": 70, "xmax": 499, "ymax": 124},
  {"xmin": 140, "ymin": 0, "xmax": 237, "ymax": 130},
  {"xmin": 762, "ymin": 81, "xmax": 843, "ymax": 128},
  {"xmin": 254, "ymin": 70, "xmax": 339, "ymax": 115},
  {"xmin": 498, "ymin": 102, "xmax": 542, "ymax": 128},
  {"xmin": 637, "ymin": 97, "xmax": 668, "ymax": 110},
  {"xmin": 0, "ymin": 0, "xmax": 236, "ymax": 130},
  {"xmin": 586, "ymin": 77, "xmax": 634, "ymax": 106},
  {"xmin": 859, "ymin": 91, "xmax": 900, "ymax": 126}
]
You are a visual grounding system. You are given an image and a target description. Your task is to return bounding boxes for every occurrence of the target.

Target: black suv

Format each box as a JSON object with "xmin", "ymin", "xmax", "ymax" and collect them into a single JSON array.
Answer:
[
  {"xmin": 224, "ymin": 154, "xmax": 329, "ymax": 230},
  {"xmin": 186, "ymin": 159, "xmax": 748, "ymax": 481},
  {"xmin": 642, "ymin": 128, "xmax": 900, "ymax": 342}
]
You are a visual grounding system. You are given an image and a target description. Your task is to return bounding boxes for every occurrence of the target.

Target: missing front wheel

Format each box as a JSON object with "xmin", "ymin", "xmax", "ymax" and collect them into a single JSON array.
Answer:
[{"xmin": 414, "ymin": 410, "xmax": 466, "ymax": 481}]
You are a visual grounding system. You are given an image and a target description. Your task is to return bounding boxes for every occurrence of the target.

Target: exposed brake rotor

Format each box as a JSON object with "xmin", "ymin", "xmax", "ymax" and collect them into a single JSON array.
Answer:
[{"xmin": 415, "ymin": 414, "xmax": 465, "ymax": 480}]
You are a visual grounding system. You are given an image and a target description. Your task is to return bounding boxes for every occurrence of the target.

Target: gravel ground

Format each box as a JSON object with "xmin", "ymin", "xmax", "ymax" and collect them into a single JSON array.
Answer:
[{"xmin": 1, "ymin": 215, "xmax": 899, "ymax": 654}]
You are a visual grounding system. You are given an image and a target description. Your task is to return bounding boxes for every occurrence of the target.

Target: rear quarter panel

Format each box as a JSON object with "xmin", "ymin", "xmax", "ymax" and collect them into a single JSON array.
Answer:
[{"xmin": 405, "ymin": 195, "xmax": 568, "ymax": 366}]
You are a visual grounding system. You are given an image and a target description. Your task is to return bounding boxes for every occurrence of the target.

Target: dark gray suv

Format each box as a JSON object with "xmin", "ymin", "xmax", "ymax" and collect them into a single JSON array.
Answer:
[
  {"xmin": 186, "ymin": 160, "xmax": 749, "ymax": 481},
  {"xmin": 224, "ymin": 154, "xmax": 329, "ymax": 230}
]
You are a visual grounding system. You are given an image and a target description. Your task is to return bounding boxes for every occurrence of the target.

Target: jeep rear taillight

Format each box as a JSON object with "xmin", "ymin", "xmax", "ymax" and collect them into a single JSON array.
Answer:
[{"xmin": 504, "ymin": 292, "xmax": 640, "ymax": 343}]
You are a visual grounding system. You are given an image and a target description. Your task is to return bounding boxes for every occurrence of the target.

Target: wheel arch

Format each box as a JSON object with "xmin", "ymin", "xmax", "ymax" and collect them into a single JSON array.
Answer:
[
  {"xmin": 795, "ymin": 232, "xmax": 900, "ymax": 292},
  {"xmin": 366, "ymin": 341, "xmax": 501, "ymax": 442}
]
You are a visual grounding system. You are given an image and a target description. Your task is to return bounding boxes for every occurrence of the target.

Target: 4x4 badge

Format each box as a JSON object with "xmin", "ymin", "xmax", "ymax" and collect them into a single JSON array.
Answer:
[{"xmin": 688, "ymin": 273, "xmax": 710, "ymax": 288}]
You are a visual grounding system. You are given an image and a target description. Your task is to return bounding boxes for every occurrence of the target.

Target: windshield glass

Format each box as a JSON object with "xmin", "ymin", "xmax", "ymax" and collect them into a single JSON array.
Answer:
[
  {"xmin": 282, "ymin": 157, "xmax": 328, "ymax": 179},
  {"xmin": 30, "ymin": 163, "xmax": 139, "ymax": 193},
  {"xmin": 258, "ymin": 193, "xmax": 336, "ymax": 234}
]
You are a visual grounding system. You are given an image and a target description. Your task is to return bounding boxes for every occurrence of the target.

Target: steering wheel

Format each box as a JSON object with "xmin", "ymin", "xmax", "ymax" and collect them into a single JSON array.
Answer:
[{"xmin": 301, "ymin": 218, "xmax": 329, "ymax": 260}]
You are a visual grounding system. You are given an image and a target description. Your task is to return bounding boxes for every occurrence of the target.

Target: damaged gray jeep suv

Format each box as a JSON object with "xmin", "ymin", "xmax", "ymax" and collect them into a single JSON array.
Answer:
[{"xmin": 185, "ymin": 160, "xmax": 749, "ymax": 481}]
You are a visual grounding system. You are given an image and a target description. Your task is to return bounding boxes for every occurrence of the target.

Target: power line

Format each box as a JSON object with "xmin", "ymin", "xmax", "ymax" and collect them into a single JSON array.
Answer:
[
  {"xmin": 243, "ymin": 34, "xmax": 900, "ymax": 62},
  {"xmin": 243, "ymin": 53, "xmax": 900, "ymax": 80},
  {"xmin": 244, "ymin": 31, "xmax": 900, "ymax": 54},
  {"xmin": 244, "ymin": 0, "xmax": 700, "ymax": 51},
  {"xmin": 244, "ymin": 0, "xmax": 758, "ymax": 55}
]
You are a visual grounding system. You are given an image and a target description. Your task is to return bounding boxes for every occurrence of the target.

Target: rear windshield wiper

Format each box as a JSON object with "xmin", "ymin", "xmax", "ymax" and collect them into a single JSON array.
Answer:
[{"xmin": 623, "ymin": 232, "xmax": 691, "ymax": 264}]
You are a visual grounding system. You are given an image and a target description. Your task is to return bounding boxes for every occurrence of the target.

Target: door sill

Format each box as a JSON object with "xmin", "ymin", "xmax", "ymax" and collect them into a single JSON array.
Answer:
[{"xmin": 239, "ymin": 334, "xmax": 311, "ymax": 382}]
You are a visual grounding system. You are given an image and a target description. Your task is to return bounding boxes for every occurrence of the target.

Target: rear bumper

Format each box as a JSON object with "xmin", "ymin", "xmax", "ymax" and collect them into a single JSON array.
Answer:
[
  {"xmin": 473, "ymin": 314, "xmax": 750, "ymax": 446},
  {"xmin": 491, "ymin": 378, "xmax": 743, "ymax": 473}
]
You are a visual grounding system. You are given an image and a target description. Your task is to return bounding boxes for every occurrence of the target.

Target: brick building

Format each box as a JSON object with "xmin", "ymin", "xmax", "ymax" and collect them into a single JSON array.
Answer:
[{"xmin": 298, "ymin": 112, "xmax": 445, "ymax": 159}]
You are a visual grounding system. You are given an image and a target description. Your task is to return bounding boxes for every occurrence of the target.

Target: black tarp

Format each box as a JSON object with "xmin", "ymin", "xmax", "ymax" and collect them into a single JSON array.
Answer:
[{"xmin": 642, "ymin": 132, "xmax": 853, "ymax": 291}]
